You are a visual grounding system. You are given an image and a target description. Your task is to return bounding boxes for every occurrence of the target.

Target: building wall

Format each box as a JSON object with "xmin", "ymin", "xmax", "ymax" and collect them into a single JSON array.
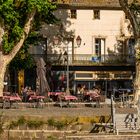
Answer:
[
  {"xmin": 46, "ymin": 9, "xmax": 131, "ymax": 55},
  {"xmin": 44, "ymin": 8, "xmax": 134, "ymax": 92}
]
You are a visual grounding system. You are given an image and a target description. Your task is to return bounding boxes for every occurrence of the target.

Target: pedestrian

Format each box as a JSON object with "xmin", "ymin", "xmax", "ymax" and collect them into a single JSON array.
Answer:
[
  {"xmin": 22, "ymin": 86, "xmax": 28, "ymax": 102},
  {"xmin": 90, "ymin": 86, "xmax": 101, "ymax": 107}
]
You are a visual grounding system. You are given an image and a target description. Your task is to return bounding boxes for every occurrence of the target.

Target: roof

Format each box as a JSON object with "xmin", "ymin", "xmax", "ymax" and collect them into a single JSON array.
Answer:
[{"xmin": 55, "ymin": 0, "xmax": 140, "ymax": 9}]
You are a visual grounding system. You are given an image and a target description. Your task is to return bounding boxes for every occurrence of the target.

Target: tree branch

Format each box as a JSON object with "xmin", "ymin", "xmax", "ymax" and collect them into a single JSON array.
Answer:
[
  {"xmin": 119, "ymin": 0, "xmax": 140, "ymax": 38},
  {"xmin": 0, "ymin": 26, "xmax": 4, "ymax": 52},
  {"xmin": 5, "ymin": 10, "xmax": 36, "ymax": 64}
]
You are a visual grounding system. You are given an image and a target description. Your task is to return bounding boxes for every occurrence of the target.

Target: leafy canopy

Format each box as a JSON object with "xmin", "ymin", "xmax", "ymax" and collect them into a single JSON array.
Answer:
[{"xmin": 0, "ymin": 0, "xmax": 56, "ymax": 54}]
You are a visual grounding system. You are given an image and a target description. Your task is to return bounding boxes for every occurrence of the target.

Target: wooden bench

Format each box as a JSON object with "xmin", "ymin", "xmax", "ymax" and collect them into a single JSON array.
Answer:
[{"xmin": 90, "ymin": 115, "xmax": 114, "ymax": 133}]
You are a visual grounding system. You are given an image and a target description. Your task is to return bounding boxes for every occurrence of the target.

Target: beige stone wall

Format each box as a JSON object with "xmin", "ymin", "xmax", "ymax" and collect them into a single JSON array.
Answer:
[
  {"xmin": 45, "ymin": 9, "xmax": 131, "ymax": 55},
  {"xmin": 1, "ymin": 131, "xmax": 140, "ymax": 140}
]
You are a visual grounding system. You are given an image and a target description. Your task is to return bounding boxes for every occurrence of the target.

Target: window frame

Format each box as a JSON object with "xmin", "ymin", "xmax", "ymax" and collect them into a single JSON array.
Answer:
[
  {"xmin": 95, "ymin": 38, "xmax": 101, "ymax": 56},
  {"xmin": 70, "ymin": 9, "xmax": 77, "ymax": 19},
  {"xmin": 93, "ymin": 10, "xmax": 100, "ymax": 20}
]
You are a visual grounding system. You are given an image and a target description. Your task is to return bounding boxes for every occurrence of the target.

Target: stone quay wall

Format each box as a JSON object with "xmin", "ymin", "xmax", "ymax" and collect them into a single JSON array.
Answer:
[{"xmin": 1, "ymin": 130, "xmax": 140, "ymax": 140}]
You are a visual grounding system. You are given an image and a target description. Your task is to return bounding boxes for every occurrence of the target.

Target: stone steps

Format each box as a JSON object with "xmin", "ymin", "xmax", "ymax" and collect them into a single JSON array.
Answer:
[{"xmin": 115, "ymin": 113, "xmax": 138, "ymax": 133}]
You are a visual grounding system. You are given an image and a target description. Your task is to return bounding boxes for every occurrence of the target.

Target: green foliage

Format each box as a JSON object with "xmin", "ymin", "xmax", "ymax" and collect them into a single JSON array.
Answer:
[
  {"xmin": 8, "ymin": 120, "xmax": 19, "ymax": 129},
  {"xmin": 54, "ymin": 121, "xmax": 66, "ymax": 130},
  {"xmin": 8, "ymin": 116, "xmax": 26, "ymax": 129},
  {"xmin": 26, "ymin": 120, "xmax": 44, "ymax": 128},
  {"xmin": 136, "ymin": 47, "xmax": 140, "ymax": 60},
  {"xmin": 9, "ymin": 45, "xmax": 35, "ymax": 70},
  {"xmin": 2, "ymin": 34, "xmax": 13, "ymax": 53},
  {"xmin": 0, "ymin": 0, "xmax": 57, "ymax": 54},
  {"xmin": 129, "ymin": 0, "xmax": 140, "ymax": 14},
  {"xmin": 47, "ymin": 118, "xmax": 56, "ymax": 126},
  {"xmin": 47, "ymin": 135, "xmax": 58, "ymax": 140},
  {"xmin": 8, "ymin": 116, "xmax": 45, "ymax": 129},
  {"xmin": 0, "ymin": 112, "xmax": 4, "ymax": 135},
  {"xmin": 16, "ymin": 116, "xmax": 26, "ymax": 125},
  {"xmin": 47, "ymin": 118, "xmax": 66, "ymax": 130},
  {"xmin": 47, "ymin": 118, "xmax": 77, "ymax": 130}
]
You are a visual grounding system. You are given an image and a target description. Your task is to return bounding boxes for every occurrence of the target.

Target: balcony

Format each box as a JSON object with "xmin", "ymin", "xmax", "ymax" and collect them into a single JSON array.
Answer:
[{"xmin": 46, "ymin": 54, "xmax": 135, "ymax": 66}]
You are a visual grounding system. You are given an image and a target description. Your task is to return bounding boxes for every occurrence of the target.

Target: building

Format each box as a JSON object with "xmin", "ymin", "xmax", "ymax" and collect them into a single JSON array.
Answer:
[
  {"xmin": 41, "ymin": 0, "xmax": 135, "ymax": 96},
  {"xmin": 42, "ymin": 0, "xmax": 135, "ymax": 93}
]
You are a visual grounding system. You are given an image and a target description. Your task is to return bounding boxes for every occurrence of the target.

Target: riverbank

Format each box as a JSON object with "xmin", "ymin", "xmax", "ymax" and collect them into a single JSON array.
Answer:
[{"xmin": 0, "ymin": 104, "xmax": 138, "ymax": 140}]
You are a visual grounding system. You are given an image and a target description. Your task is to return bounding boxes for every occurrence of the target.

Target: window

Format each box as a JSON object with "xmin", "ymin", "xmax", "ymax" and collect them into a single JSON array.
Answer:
[
  {"xmin": 114, "ymin": 73, "xmax": 131, "ymax": 79},
  {"xmin": 125, "ymin": 14, "xmax": 128, "ymax": 19},
  {"xmin": 70, "ymin": 10, "xmax": 77, "ymax": 19},
  {"xmin": 76, "ymin": 73, "xmax": 93, "ymax": 78},
  {"xmin": 95, "ymin": 38, "xmax": 101, "ymax": 56},
  {"xmin": 93, "ymin": 38, "xmax": 105, "ymax": 62},
  {"xmin": 93, "ymin": 10, "xmax": 100, "ymax": 19},
  {"xmin": 97, "ymin": 73, "xmax": 109, "ymax": 79},
  {"xmin": 115, "ymin": 40, "xmax": 123, "ymax": 53},
  {"xmin": 128, "ymin": 38, "xmax": 135, "ymax": 55}
]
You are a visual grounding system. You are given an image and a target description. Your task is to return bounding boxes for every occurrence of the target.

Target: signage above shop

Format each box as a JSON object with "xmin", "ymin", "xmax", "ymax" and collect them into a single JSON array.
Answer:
[{"xmin": 75, "ymin": 71, "xmax": 133, "ymax": 80}]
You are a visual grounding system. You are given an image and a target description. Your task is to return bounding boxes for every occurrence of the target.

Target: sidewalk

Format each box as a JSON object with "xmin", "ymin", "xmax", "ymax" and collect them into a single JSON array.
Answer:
[{"xmin": 0, "ymin": 102, "xmax": 137, "ymax": 117}]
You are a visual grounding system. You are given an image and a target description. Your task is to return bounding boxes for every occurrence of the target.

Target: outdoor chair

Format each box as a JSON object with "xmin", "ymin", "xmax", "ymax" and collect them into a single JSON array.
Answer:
[
  {"xmin": 90, "ymin": 115, "xmax": 114, "ymax": 133},
  {"xmin": 2, "ymin": 96, "xmax": 11, "ymax": 109},
  {"xmin": 119, "ymin": 93, "xmax": 129, "ymax": 107},
  {"xmin": 3, "ymin": 92, "xmax": 11, "ymax": 96},
  {"xmin": 9, "ymin": 93, "xmax": 22, "ymax": 109},
  {"xmin": 57, "ymin": 94, "xmax": 78, "ymax": 108},
  {"xmin": 89, "ymin": 93, "xmax": 102, "ymax": 108},
  {"xmin": 29, "ymin": 95, "xmax": 45, "ymax": 108},
  {"xmin": 124, "ymin": 113, "xmax": 138, "ymax": 130},
  {"xmin": 77, "ymin": 94, "xmax": 84, "ymax": 102},
  {"xmin": 99, "ymin": 95, "xmax": 106, "ymax": 102},
  {"xmin": 92, "ymin": 56, "xmax": 100, "ymax": 63},
  {"xmin": 0, "ymin": 97, "xmax": 4, "ymax": 108},
  {"xmin": 127, "ymin": 94, "xmax": 134, "ymax": 107}
]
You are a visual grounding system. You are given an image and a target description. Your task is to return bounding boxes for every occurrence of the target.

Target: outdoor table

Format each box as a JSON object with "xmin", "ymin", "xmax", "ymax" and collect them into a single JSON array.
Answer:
[
  {"xmin": 48, "ymin": 92, "xmax": 64, "ymax": 96},
  {"xmin": 58, "ymin": 95, "xmax": 78, "ymax": 108},
  {"xmin": 86, "ymin": 91, "xmax": 100, "ymax": 100},
  {"xmin": 2, "ymin": 95, "xmax": 22, "ymax": 101},
  {"xmin": 48, "ymin": 92, "xmax": 65, "ymax": 101},
  {"xmin": 118, "ymin": 89, "xmax": 132, "ymax": 107},
  {"xmin": 28, "ymin": 91, "xmax": 36, "ymax": 96},
  {"xmin": 29, "ymin": 95, "xmax": 46, "ymax": 108},
  {"xmin": 86, "ymin": 91, "xmax": 101, "ymax": 107},
  {"xmin": 29, "ymin": 95, "xmax": 46, "ymax": 102},
  {"xmin": 3, "ymin": 92, "xmax": 11, "ymax": 96},
  {"xmin": 9, "ymin": 96, "xmax": 22, "ymax": 102},
  {"xmin": 64, "ymin": 95, "xmax": 78, "ymax": 101},
  {"xmin": 0, "ymin": 95, "xmax": 22, "ymax": 108}
]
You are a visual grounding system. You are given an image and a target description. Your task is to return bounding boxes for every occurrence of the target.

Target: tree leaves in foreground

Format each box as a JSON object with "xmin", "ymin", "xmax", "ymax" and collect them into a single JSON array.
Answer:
[
  {"xmin": 0, "ymin": 0, "xmax": 57, "ymax": 70},
  {"xmin": 0, "ymin": 0, "xmax": 57, "ymax": 54}
]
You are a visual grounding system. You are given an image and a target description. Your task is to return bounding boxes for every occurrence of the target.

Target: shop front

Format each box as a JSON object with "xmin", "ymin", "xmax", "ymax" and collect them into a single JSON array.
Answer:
[{"xmin": 74, "ymin": 71, "xmax": 134, "ymax": 98}]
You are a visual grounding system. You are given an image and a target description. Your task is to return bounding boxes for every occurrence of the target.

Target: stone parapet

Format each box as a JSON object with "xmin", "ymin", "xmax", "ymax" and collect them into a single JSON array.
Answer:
[{"xmin": 1, "ymin": 130, "xmax": 140, "ymax": 140}]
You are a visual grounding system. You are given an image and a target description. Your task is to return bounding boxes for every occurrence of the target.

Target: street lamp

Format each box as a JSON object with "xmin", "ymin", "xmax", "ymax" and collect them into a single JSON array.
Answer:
[
  {"xmin": 63, "ymin": 39, "xmax": 70, "ymax": 95},
  {"xmin": 76, "ymin": 35, "xmax": 82, "ymax": 47},
  {"xmin": 53, "ymin": 36, "xmax": 70, "ymax": 94},
  {"xmin": 53, "ymin": 35, "xmax": 82, "ymax": 95}
]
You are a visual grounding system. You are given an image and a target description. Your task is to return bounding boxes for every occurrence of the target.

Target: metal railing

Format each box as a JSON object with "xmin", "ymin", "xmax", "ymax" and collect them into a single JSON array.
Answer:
[{"xmin": 46, "ymin": 54, "xmax": 135, "ymax": 65}]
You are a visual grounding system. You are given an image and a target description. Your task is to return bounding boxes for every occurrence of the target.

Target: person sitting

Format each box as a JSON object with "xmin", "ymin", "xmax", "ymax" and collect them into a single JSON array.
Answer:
[
  {"xmin": 83, "ymin": 88, "xmax": 90, "ymax": 101},
  {"xmin": 26, "ymin": 86, "xmax": 33, "ymax": 102},
  {"xmin": 76, "ymin": 86, "xmax": 83, "ymax": 101},
  {"xmin": 90, "ymin": 86, "xmax": 101, "ymax": 107},
  {"xmin": 22, "ymin": 86, "xmax": 28, "ymax": 102}
]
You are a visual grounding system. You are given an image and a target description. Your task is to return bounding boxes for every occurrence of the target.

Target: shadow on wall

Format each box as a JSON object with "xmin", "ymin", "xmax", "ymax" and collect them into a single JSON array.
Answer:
[{"xmin": 40, "ymin": 9, "xmax": 75, "ymax": 55}]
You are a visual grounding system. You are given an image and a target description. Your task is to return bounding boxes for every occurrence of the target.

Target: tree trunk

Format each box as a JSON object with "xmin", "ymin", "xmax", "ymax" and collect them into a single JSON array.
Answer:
[
  {"xmin": 133, "ymin": 38, "xmax": 140, "ymax": 104},
  {"xmin": 134, "ymin": 62, "xmax": 140, "ymax": 104},
  {"xmin": 0, "ymin": 61, "xmax": 7, "ymax": 96},
  {"xmin": 0, "ymin": 10, "xmax": 36, "ymax": 96}
]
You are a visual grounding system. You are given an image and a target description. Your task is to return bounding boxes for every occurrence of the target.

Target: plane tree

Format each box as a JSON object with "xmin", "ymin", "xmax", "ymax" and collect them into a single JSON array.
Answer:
[
  {"xmin": 119, "ymin": 0, "xmax": 140, "ymax": 104},
  {"xmin": 0, "ymin": 0, "xmax": 56, "ymax": 96}
]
